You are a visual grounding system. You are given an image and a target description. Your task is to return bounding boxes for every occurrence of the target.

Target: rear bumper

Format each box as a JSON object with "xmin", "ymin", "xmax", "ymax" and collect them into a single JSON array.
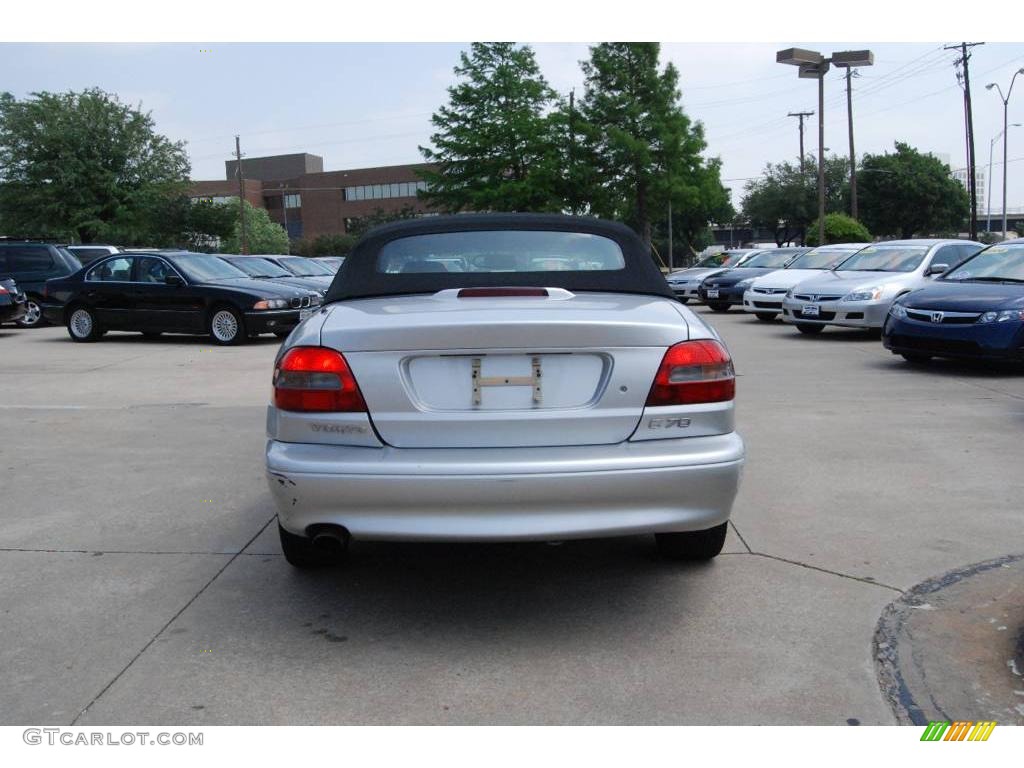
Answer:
[
  {"xmin": 883, "ymin": 317, "xmax": 1024, "ymax": 361},
  {"xmin": 266, "ymin": 432, "xmax": 745, "ymax": 541},
  {"xmin": 0, "ymin": 296, "xmax": 27, "ymax": 323}
]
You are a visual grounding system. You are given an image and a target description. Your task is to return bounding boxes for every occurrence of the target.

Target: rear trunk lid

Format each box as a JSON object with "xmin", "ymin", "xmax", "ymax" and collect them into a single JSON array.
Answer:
[{"xmin": 319, "ymin": 290, "xmax": 689, "ymax": 448}]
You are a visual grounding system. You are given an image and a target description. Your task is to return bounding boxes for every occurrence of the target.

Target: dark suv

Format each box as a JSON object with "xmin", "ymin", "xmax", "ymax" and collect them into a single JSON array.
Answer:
[{"xmin": 0, "ymin": 241, "xmax": 83, "ymax": 327}]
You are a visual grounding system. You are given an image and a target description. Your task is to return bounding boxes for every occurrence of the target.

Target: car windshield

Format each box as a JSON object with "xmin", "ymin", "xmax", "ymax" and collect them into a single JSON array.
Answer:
[
  {"xmin": 741, "ymin": 250, "xmax": 795, "ymax": 269},
  {"xmin": 279, "ymin": 256, "xmax": 333, "ymax": 276},
  {"xmin": 942, "ymin": 244, "xmax": 1024, "ymax": 282},
  {"xmin": 172, "ymin": 253, "xmax": 249, "ymax": 281},
  {"xmin": 226, "ymin": 258, "xmax": 291, "ymax": 278},
  {"xmin": 836, "ymin": 245, "xmax": 928, "ymax": 272},
  {"xmin": 789, "ymin": 247, "xmax": 857, "ymax": 270},
  {"xmin": 696, "ymin": 252, "xmax": 732, "ymax": 267},
  {"xmin": 376, "ymin": 231, "xmax": 626, "ymax": 274}
]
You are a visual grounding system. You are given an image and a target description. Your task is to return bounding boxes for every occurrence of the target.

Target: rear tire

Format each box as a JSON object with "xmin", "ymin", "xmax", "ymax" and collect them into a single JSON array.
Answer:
[
  {"xmin": 67, "ymin": 306, "xmax": 104, "ymax": 342},
  {"xmin": 707, "ymin": 302, "xmax": 731, "ymax": 312},
  {"xmin": 796, "ymin": 323, "xmax": 824, "ymax": 335},
  {"xmin": 278, "ymin": 523, "xmax": 347, "ymax": 568},
  {"xmin": 755, "ymin": 312, "xmax": 777, "ymax": 322},
  {"xmin": 901, "ymin": 352, "xmax": 932, "ymax": 365},
  {"xmin": 208, "ymin": 306, "xmax": 246, "ymax": 346},
  {"xmin": 15, "ymin": 299, "xmax": 44, "ymax": 328},
  {"xmin": 656, "ymin": 522, "xmax": 728, "ymax": 561}
]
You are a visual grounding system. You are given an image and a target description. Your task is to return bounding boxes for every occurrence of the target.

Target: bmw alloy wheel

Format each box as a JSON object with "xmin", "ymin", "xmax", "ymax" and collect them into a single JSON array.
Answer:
[
  {"xmin": 69, "ymin": 308, "xmax": 93, "ymax": 338},
  {"xmin": 211, "ymin": 309, "xmax": 240, "ymax": 343}
]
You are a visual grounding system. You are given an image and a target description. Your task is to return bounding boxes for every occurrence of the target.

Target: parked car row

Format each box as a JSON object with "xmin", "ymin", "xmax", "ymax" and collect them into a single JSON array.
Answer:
[{"xmin": 673, "ymin": 238, "xmax": 1024, "ymax": 366}]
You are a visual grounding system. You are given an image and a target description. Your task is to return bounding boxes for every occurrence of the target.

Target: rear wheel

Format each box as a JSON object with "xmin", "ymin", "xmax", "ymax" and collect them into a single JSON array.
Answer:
[
  {"xmin": 901, "ymin": 352, "xmax": 932, "ymax": 365},
  {"xmin": 755, "ymin": 312, "xmax": 777, "ymax": 322},
  {"xmin": 67, "ymin": 306, "xmax": 104, "ymax": 342},
  {"xmin": 656, "ymin": 522, "xmax": 728, "ymax": 561},
  {"xmin": 15, "ymin": 299, "xmax": 44, "ymax": 328},
  {"xmin": 208, "ymin": 306, "xmax": 246, "ymax": 346},
  {"xmin": 707, "ymin": 302, "xmax": 731, "ymax": 312},
  {"xmin": 278, "ymin": 524, "xmax": 347, "ymax": 568},
  {"xmin": 796, "ymin": 323, "xmax": 824, "ymax": 335}
]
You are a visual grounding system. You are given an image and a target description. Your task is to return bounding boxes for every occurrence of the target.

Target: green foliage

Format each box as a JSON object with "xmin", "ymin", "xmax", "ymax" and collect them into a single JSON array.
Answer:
[
  {"xmin": 741, "ymin": 156, "xmax": 851, "ymax": 245},
  {"xmin": 858, "ymin": 142, "xmax": 970, "ymax": 238},
  {"xmin": 804, "ymin": 213, "xmax": 871, "ymax": 247},
  {"xmin": 0, "ymin": 88, "xmax": 190, "ymax": 243},
  {"xmin": 418, "ymin": 43, "xmax": 563, "ymax": 212},
  {"xmin": 577, "ymin": 43, "xmax": 732, "ymax": 249},
  {"xmin": 221, "ymin": 200, "xmax": 289, "ymax": 254},
  {"xmin": 294, "ymin": 233, "xmax": 357, "ymax": 257},
  {"xmin": 344, "ymin": 205, "xmax": 421, "ymax": 238}
]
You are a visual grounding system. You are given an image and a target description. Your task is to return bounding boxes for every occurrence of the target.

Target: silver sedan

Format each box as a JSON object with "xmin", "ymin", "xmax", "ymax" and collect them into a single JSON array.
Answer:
[
  {"xmin": 265, "ymin": 215, "xmax": 744, "ymax": 567},
  {"xmin": 781, "ymin": 239, "xmax": 983, "ymax": 334}
]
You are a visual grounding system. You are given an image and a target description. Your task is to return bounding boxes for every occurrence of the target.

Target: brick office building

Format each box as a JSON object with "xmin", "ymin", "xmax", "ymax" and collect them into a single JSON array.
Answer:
[{"xmin": 189, "ymin": 152, "xmax": 437, "ymax": 242}]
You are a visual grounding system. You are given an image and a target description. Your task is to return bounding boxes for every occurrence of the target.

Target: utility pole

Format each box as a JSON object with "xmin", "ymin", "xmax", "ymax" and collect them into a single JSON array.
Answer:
[
  {"xmin": 947, "ymin": 42, "xmax": 984, "ymax": 239},
  {"xmin": 817, "ymin": 74, "xmax": 826, "ymax": 246},
  {"xmin": 667, "ymin": 198, "xmax": 673, "ymax": 270},
  {"xmin": 235, "ymin": 135, "xmax": 249, "ymax": 255},
  {"xmin": 568, "ymin": 89, "xmax": 577, "ymax": 216},
  {"xmin": 788, "ymin": 111, "xmax": 814, "ymax": 170},
  {"xmin": 844, "ymin": 69, "xmax": 859, "ymax": 220}
]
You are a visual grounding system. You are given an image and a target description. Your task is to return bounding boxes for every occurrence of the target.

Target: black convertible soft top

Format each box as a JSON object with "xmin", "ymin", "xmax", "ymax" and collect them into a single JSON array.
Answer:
[{"xmin": 324, "ymin": 213, "xmax": 673, "ymax": 302}]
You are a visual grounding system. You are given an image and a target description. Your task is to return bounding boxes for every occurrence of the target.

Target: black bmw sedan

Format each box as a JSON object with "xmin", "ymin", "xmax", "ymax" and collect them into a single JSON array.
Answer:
[
  {"xmin": 883, "ymin": 240, "xmax": 1024, "ymax": 364},
  {"xmin": 41, "ymin": 251, "xmax": 322, "ymax": 345},
  {"xmin": 696, "ymin": 247, "xmax": 807, "ymax": 312}
]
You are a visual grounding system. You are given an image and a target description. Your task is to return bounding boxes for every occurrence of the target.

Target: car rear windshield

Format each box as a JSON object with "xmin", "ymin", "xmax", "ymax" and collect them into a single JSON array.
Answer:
[
  {"xmin": 326, "ymin": 218, "xmax": 674, "ymax": 302},
  {"xmin": 742, "ymin": 250, "xmax": 797, "ymax": 269},
  {"xmin": 789, "ymin": 247, "xmax": 857, "ymax": 270},
  {"xmin": 376, "ymin": 231, "xmax": 626, "ymax": 274},
  {"xmin": 836, "ymin": 245, "xmax": 928, "ymax": 272},
  {"xmin": 943, "ymin": 244, "xmax": 1024, "ymax": 282}
]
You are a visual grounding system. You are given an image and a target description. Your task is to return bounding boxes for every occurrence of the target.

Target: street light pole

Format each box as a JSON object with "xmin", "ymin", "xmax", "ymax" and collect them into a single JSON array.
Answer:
[
  {"xmin": 987, "ymin": 124, "xmax": 1021, "ymax": 233},
  {"xmin": 777, "ymin": 48, "xmax": 873, "ymax": 245},
  {"xmin": 987, "ymin": 69, "xmax": 1024, "ymax": 238}
]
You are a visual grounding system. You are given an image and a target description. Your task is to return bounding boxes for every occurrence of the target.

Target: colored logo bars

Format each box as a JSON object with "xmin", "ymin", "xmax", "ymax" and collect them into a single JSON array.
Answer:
[{"xmin": 920, "ymin": 721, "xmax": 997, "ymax": 741}]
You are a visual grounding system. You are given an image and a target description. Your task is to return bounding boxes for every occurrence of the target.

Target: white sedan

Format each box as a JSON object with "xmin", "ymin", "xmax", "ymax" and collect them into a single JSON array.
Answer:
[{"xmin": 265, "ymin": 214, "xmax": 745, "ymax": 567}]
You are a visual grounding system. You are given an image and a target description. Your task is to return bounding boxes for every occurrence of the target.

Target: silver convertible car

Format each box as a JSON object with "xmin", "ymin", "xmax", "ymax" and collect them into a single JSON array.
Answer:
[{"xmin": 265, "ymin": 214, "xmax": 745, "ymax": 567}]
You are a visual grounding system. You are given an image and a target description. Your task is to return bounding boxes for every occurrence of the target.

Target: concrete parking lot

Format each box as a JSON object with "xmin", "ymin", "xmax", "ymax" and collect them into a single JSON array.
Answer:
[{"xmin": 1, "ymin": 309, "xmax": 1021, "ymax": 725}]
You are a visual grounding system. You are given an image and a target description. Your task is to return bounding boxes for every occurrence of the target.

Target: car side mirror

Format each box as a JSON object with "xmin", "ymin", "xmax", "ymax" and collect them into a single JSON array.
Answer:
[
  {"xmin": 164, "ymin": 274, "xmax": 184, "ymax": 286},
  {"xmin": 926, "ymin": 263, "xmax": 948, "ymax": 276}
]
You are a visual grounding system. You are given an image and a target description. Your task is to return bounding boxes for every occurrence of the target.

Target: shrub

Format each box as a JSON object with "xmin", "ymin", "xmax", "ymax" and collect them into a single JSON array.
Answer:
[{"xmin": 804, "ymin": 213, "xmax": 871, "ymax": 246}]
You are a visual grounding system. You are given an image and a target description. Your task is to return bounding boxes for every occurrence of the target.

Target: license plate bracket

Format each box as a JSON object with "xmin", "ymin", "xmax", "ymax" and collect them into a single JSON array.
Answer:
[
  {"xmin": 706, "ymin": 289, "xmax": 720, "ymax": 299},
  {"xmin": 802, "ymin": 304, "xmax": 820, "ymax": 317}
]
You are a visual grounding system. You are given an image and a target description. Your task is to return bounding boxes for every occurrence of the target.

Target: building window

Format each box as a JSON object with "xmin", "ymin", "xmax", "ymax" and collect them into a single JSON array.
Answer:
[
  {"xmin": 343, "ymin": 181, "xmax": 427, "ymax": 202},
  {"xmin": 284, "ymin": 194, "xmax": 301, "ymax": 209}
]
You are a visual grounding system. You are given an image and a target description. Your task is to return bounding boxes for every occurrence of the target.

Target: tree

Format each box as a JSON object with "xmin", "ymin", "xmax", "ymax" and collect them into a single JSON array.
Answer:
[
  {"xmin": 294, "ymin": 233, "xmax": 357, "ymax": 257},
  {"xmin": 221, "ymin": 200, "xmax": 288, "ymax": 254},
  {"xmin": 418, "ymin": 42, "xmax": 563, "ymax": 212},
  {"xmin": 576, "ymin": 43, "xmax": 730, "ymax": 250},
  {"xmin": 741, "ymin": 156, "xmax": 851, "ymax": 246},
  {"xmin": 858, "ymin": 142, "xmax": 970, "ymax": 238},
  {"xmin": 176, "ymin": 199, "xmax": 238, "ymax": 252},
  {"xmin": 804, "ymin": 213, "xmax": 871, "ymax": 246},
  {"xmin": 344, "ymin": 205, "xmax": 421, "ymax": 238},
  {"xmin": 0, "ymin": 88, "xmax": 190, "ymax": 243}
]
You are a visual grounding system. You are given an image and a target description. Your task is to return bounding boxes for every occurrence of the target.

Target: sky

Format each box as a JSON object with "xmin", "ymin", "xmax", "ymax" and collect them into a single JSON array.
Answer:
[{"xmin": 2, "ymin": 42, "xmax": 1024, "ymax": 214}]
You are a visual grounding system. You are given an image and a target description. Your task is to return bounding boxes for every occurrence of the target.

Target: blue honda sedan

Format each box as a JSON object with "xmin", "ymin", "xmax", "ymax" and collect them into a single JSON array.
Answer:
[{"xmin": 882, "ymin": 240, "xmax": 1024, "ymax": 364}]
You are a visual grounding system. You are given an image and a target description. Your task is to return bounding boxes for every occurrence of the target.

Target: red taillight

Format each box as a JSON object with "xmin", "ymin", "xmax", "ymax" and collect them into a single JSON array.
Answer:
[
  {"xmin": 273, "ymin": 346, "xmax": 366, "ymax": 413},
  {"xmin": 645, "ymin": 340, "xmax": 735, "ymax": 406},
  {"xmin": 0, "ymin": 285, "xmax": 7, "ymax": 295},
  {"xmin": 457, "ymin": 288, "xmax": 549, "ymax": 298}
]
